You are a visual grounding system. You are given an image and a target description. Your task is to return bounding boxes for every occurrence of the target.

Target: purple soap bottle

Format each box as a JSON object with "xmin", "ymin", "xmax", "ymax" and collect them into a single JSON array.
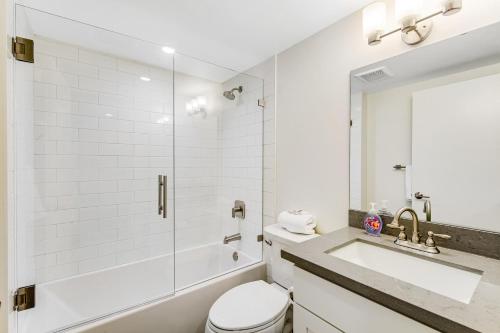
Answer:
[{"xmin": 363, "ymin": 202, "xmax": 383, "ymax": 236}]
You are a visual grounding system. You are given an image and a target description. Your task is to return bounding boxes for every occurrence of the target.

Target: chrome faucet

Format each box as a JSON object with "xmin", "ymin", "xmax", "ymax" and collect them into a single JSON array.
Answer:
[
  {"xmin": 223, "ymin": 233, "xmax": 241, "ymax": 244},
  {"xmin": 389, "ymin": 207, "xmax": 420, "ymax": 243},
  {"xmin": 387, "ymin": 207, "xmax": 451, "ymax": 254},
  {"xmin": 423, "ymin": 200, "xmax": 432, "ymax": 222},
  {"xmin": 415, "ymin": 192, "xmax": 432, "ymax": 222}
]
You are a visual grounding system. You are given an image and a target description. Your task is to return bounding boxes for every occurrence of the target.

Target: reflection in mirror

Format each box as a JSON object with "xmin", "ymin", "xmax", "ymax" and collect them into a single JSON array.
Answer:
[{"xmin": 350, "ymin": 22, "xmax": 500, "ymax": 233}]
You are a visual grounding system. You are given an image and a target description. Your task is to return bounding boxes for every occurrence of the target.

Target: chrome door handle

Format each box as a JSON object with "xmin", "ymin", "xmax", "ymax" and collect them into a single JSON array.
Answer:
[
  {"xmin": 414, "ymin": 192, "xmax": 430, "ymax": 200},
  {"xmin": 158, "ymin": 175, "xmax": 167, "ymax": 219},
  {"xmin": 162, "ymin": 175, "xmax": 167, "ymax": 219},
  {"xmin": 158, "ymin": 175, "xmax": 163, "ymax": 215}
]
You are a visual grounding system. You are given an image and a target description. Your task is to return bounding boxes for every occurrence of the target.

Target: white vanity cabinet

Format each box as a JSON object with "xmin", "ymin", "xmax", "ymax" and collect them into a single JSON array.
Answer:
[
  {"xmin": 294, "ymin": 304, "xmax": 342, "ymax": 333},
  {"xmin": 293, "ymin": 267, "xmax": 439, "ymax": 333}
]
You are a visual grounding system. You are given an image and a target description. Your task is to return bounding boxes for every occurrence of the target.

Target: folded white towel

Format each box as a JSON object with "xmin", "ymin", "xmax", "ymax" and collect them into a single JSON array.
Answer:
[{"xmin": 278, "ymin": 210, "xmax": 316, "ymax": 235}]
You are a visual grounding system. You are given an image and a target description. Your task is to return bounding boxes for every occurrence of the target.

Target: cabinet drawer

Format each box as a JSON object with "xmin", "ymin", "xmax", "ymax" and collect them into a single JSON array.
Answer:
[
  {"xmin": 293, "ymin": 267, "xmax": 438, "ymax": 333},
  {"xmin": 294, "ymin": 304, "xmax": 343, "ymax": 333}
]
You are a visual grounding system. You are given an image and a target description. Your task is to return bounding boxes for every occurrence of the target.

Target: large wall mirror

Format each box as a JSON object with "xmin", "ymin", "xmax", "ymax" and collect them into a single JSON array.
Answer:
[{"xmin": 350, "ymin": 22, "xmax": 500, "ymax": 233}]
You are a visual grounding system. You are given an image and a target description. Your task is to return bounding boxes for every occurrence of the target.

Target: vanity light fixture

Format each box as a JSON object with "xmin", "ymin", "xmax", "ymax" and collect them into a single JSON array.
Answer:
[
  {"xmin": 186, "ymin": 96, "xmax": 208, "ymax": 117},
  {"xmin": 156, "ymin": 116, "xmax": 170, "ymax": 124},
  {"xmin": 363, "ymin": 0, "xmax": 462, "ymax": 46},
  {"xmin": 161, "ymin": 46, "xmax": 176, "ymax": 54}
]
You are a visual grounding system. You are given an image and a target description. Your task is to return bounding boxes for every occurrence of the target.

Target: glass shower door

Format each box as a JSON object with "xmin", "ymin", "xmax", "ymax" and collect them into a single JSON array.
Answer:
[
  {"xmin": 173, "ymin": 54, "xmax": 264, "ymax": 290},
  {"xmin": 13, "ymin": 6, "xmax": 175, "ymax": 332}
]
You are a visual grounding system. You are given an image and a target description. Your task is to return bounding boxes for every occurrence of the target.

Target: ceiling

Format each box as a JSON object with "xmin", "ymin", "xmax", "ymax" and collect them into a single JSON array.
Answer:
[{"xmin": 17, "ymin": 0, "xmax": 373, "ymax": 72}]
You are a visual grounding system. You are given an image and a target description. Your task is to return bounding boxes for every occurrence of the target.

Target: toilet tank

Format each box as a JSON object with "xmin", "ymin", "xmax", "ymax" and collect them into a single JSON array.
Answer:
[{"xmin": 263, "ymin": 224, "xmax": 318, "ymax": 288}]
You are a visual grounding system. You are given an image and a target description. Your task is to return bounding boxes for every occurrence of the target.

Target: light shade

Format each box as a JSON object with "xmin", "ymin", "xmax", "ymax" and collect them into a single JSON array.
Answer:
[
  {"xmin": 395, "ymin": 0, "xmax": 423, "ymax": 25},
  {"xmin": 442, "ymin": 0, "xmax": 462, "ymax": 16},
  {"xmin": 191, "ymin": 99, "xmax": 199, "ymax": 110},
  {"xmin": 161, "ymin": 46, "xmax": 176, "ymax": 54},
  {"xmin": 196, "ymin": 96, "xmax": 207, "ymax": 107},
  {"xmin": 363, "ymin": 2, "xmax": 387, "ymax": 38}
]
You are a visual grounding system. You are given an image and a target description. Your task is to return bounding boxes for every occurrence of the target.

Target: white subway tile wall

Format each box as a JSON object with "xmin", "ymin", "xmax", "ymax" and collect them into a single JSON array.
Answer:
[
  {"xmin": 218, "ymin": 57, "xmax": 275, "ymax": 260},
  {"xmin": 244, "ymin": 57, "xmax": 276, "ymax": 230},
  {"xmin": 174, "ymin": 96, "xmax": 220, "ymax": 251},
  {"xmin": 241, "ymin": 59, "xmax": 277, "ymax": 283},
  {"xmin": 22, "ymin": 37, "xmax": 274, "ymax": 284},
  {"xmin": 31, "ymin": 37, "xmax": 175, "ymax": 283}
]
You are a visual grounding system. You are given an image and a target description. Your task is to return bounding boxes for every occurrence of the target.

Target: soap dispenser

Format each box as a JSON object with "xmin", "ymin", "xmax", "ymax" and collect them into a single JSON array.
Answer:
[
  {"xmin": 363, "ymin": 202, "xmax": 383, "ymax": 236},
  {"xmin": 378, "ymin": 200, "xmax": 393, "ymax": 217}
]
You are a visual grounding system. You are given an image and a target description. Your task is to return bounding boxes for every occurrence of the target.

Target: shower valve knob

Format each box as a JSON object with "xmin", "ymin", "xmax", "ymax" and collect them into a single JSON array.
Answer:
[{"xmin": 232, "ymin": 200, "xmax": 246, "ymax": 219}]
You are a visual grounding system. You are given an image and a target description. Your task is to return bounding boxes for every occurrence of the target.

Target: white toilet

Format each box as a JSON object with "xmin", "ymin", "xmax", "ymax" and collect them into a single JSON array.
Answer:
[{"xmin": 205, "ymin": 224, "xmax": 318, "ymax": 333}]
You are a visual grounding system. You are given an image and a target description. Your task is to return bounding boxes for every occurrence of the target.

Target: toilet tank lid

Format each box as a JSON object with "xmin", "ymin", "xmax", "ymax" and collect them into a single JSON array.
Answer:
[
  {"xmin": 208, "ymin": 280, "xmax": 289, "ymax": 331},
  {"xmin": 264, "ymin": 224, "xmax": 318, "ymax": 245}
]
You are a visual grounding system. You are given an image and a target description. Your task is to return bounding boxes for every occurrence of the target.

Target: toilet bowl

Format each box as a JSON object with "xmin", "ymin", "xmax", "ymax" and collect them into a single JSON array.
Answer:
[
  {"xmin": 205, "ymin": 281, "xmax": 289, "ymax": 333},
  {"xmin": 206, "ymin": 224, "xmax": 318, "ymax": 333}
]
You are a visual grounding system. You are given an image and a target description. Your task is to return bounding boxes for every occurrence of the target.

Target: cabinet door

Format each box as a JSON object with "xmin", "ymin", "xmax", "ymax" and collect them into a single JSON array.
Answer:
[
  {"xmin": 294, "ymin": 304, "xmax": 343, "ymax": 333},
  {"xmin": 293, "ymin": 267, "xmax": 439, "ymax": 333}
]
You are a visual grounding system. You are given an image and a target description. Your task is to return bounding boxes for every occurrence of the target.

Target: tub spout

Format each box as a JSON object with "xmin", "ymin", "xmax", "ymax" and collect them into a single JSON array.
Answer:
[{"xmin": 223, "ymin": 233, "xmax": 241, "ymax": 244}]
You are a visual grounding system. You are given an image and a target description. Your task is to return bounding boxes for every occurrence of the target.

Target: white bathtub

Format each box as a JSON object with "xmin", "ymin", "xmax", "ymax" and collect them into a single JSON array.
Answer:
[{"xmin": 18, "ymin": 243, "xmax": 261, "ymax": 333}]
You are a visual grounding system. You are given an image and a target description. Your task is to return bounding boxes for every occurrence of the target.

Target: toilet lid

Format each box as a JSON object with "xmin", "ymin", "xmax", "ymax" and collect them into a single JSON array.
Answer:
[{"xmin": 208, "ymin": 280, "xmax": 289, "ymax": 331}]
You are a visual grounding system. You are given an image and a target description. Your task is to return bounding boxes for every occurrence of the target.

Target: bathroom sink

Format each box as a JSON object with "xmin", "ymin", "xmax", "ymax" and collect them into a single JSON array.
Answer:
[{"xmin": 327, "ymin": 240, "xmax": 482, "ymax": 304}]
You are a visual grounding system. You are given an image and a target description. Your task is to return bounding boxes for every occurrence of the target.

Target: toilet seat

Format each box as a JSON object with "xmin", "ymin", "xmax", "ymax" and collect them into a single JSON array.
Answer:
[
  {"xmin": 207, "ymin": 281, "xmax": 289, "ymax": 332},
  {"xmin": 207, "ymin": 311, "xmax": 287, "ymax": 333}
]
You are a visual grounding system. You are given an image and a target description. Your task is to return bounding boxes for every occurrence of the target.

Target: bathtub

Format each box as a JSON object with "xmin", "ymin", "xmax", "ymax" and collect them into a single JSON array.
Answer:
[{"xmin": 19, "ymin": 243, "xmax": 262, "ymax": 333}]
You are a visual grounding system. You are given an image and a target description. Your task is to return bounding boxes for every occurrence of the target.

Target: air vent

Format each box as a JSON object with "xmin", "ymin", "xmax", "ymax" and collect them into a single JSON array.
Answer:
[{"xmin": 354, "ymin": 67, "xmax": 393, "ymax": 83}]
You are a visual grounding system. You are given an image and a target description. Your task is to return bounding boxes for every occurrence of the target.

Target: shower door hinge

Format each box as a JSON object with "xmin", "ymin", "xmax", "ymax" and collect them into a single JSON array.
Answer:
[
  {"xmin": 14, "ymin": 285, "xmax": 35, "ymax": 312},
  {"xmin": 258, "ymin": 98, "xmax": 265, "ymax": 108},
  {"xmin": 12, "ymin": 36, "xmax": 34, "ymax": 63},
  {"xmin": 257, "ymin": 234, "xmax": 263, "ymax": 242}
]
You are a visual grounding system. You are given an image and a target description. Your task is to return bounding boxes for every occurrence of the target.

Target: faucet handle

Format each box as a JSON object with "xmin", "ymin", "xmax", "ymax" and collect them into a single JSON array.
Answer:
[
  {"xmin": 387, "ymin": 224, "xmax": 407, "ymax": 241},
  {"xmin": 232, "ymin": 200, "xmax": 246, "ymax": 219},
  {"xmin": 396, "ymin": 225, "xmax": 407, "ymax": 241},
  {"xmin": 386, "ymin": 217, "xmax": 400, "ymax": 229},
  {"xmin": 425, "ymin": 231, "xmax": 451, "ymax": 247}
]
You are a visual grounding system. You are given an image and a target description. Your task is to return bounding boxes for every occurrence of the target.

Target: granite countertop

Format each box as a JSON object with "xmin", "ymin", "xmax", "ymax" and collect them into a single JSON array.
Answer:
[{"xmin": 281, "ymin": 227, "xmax": 500, "ymax": 333}]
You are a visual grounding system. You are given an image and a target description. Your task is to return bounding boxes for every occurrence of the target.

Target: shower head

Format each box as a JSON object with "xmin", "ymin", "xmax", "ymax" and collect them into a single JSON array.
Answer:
[{"xmin": 223, "ymin": 86, "xmax": 243, "ymax": 100}]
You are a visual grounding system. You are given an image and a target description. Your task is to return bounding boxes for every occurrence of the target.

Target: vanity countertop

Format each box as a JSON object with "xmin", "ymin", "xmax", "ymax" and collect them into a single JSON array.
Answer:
[{"xmin": 281, "ymin": 227, "xmax": 500, "ymax": 333}]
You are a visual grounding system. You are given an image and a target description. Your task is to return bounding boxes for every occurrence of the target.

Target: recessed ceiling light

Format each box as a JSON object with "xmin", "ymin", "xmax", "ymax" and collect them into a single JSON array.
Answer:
[
  {"xmin": 140, "ymin": 76, "xmax": 151, "ymax": 82},
  {"xmin": 161, "ymin": 46, "xmax": 175, "ymax": 54}
]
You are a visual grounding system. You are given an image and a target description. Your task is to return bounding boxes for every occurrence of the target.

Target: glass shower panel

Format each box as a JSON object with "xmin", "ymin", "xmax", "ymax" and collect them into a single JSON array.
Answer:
[
  {"xmin": 174, "ymin": 54, "xmax": 264, "ymax": 290},
  {"xmin": 14, "ymin": 6, "xmax": 175, "ymax": 332}
]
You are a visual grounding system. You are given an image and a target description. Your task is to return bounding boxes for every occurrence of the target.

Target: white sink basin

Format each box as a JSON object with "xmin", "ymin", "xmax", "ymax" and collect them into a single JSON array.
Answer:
[{"xmin": 327, "ymin": 241, "xmax": 482, "ymax": 304}]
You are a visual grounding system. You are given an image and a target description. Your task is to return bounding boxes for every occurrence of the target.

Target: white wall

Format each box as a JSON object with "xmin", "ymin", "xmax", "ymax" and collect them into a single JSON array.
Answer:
[
  {"xmin": 349, "ymin": 92, "xmax": 364, "ymax": 211},
  {"xmin": 276, "ymin": 0, "xmax": 500, "ymax": 233},
  {"xmin": 412, "ymin": 73, "xmax": 500, "ymax": 231},
  {"xmin": 366, "ymin": 87, "xmax": 412, "ymax": 213},
  {"xmin": 363, "ymin": 61, "xmax": 500, "ymax": 214}
]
